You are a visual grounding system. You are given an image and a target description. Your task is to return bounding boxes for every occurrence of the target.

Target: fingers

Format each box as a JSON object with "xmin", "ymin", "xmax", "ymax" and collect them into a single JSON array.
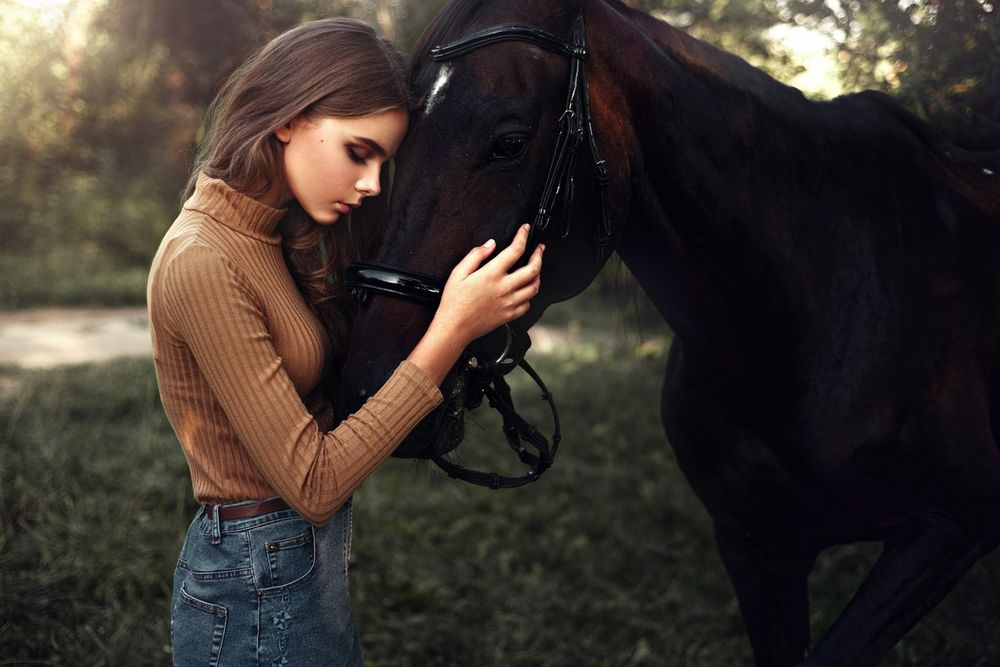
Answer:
[
  {"xmin": 507, "ymin": 280, "xmax": 540, "ymax": 309},
  {"xmin": 450, "ymin": 238, "xmax": 497, "ymax": 280},
  {"xmin": 485, "ymin": 223, "xmax": 531, "ymax": 273},
  {"xmin": 500, "ymin": 246, "xmax": 542, "ymax": 317},
  {"xmin": 505, "ymin": 243, "xmax": 543, "ymax": 288}
]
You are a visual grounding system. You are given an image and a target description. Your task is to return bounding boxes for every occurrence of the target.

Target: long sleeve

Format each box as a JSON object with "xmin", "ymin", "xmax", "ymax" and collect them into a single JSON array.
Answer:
[
  {"xmin": 157, "ymin": 241, "xmax": 441, "ymax": 525},
  {"xmin": 149, "ymin": 176, "xmax": 441, "ymax": 524}
]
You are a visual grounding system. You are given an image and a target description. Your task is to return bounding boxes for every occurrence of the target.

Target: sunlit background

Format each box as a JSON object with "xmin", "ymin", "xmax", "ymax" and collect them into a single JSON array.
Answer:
[{"xmin": 0, "ymin": 0, "xmax": 996, "ymax": 321}]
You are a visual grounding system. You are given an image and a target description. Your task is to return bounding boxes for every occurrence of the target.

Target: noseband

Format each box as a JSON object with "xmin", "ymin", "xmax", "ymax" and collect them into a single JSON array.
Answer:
[
  {"xmin": 346, "ymin": 10, "xmax": 608, "ymax": 488},
  {"xmin": 346, "ymin": 263, "xmax": 561, "ymax": 489}
]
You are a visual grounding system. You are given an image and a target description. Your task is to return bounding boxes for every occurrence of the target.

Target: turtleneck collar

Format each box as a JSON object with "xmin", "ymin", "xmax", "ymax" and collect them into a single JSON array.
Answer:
[{"xmin": 184, "ymin": 173, "xmax": 286, "ymax": 245}]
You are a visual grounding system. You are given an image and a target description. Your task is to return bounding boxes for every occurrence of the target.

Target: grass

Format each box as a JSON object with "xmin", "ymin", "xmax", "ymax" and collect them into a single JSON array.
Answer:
[
  {"xmin": 0, "ymin": 249, "xmax": 149, "ymax": 310},
  {"xmin": 0, "ymin": 358, "xmax": 190, "ymax": 664},
  {"xmin": 0, "ymin": 299, "xmax": 998, "ymax": 665}
]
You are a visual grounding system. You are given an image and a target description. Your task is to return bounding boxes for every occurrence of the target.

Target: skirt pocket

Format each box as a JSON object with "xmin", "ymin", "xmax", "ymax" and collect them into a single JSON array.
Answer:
[
  {"xmin": 171, "ymin": 584, "xmax": 228, "ymax": 666},
  {"xmin": 254, "ymin": 517, "xmax": 317, "ymax": 592}
]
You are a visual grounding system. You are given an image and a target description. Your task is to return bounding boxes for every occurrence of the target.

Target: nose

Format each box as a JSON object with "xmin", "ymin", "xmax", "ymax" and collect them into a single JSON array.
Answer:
[{"xmin": 356, "ymin": 164, "xmax": 382, "ymax": 198}]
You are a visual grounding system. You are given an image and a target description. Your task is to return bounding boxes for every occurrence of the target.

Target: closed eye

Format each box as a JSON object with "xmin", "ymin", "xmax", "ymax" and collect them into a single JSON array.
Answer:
[
  {"xmin": 489, "ymin": 133, "xmax": 528, "ymax": 161},
  {"xmin": 347, "ymin": 147, "xmax": 368, "ymax": 165}
]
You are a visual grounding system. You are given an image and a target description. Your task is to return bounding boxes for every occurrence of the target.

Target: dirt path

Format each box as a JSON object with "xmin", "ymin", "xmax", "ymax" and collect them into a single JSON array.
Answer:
[
  {"xmin": 0, "ymin": 308, "xmax": 664, "ymax": 398},
  {"xmin": 0, "ymin": 307, "xmax": 631, "ymax": 371},
  {"xmin": 0, "ymin": 307, "xmax": 152, "ymax": 370}
]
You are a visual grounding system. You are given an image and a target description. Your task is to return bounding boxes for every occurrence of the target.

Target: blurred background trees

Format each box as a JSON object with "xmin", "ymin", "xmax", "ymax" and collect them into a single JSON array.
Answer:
[
  {"xmin": 644, "ymin": 0, "xmax": 999, "ymax": 148},
  {"xmin": 0, "ymin": 0, "xmax": 996, "ymax": 308}
]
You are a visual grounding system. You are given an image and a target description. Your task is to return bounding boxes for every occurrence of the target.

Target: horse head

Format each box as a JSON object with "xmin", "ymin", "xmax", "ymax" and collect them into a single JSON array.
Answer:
[{"xmin": 340, "ymin": 0, "xmax": 636, "ymax": 460}]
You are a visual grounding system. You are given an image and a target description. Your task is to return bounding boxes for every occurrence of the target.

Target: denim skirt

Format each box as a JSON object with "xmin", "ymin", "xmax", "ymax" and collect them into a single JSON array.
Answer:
[{"xmin": 171, "ymin": 498, "xmax": 363, "ymax": 666}]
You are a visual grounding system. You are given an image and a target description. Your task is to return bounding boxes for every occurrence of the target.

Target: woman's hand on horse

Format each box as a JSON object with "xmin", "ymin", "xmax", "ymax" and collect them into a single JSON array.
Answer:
[
  {"xmin": 439, "ymin": 223, "xmax": 543, "ymax": 341},
  {"xmin": 406, "ymin": 224, "xmax": 544, "ymax": 386}
]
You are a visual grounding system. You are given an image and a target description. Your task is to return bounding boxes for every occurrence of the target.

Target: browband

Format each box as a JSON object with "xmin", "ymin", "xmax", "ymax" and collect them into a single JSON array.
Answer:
[{"xmin": 430, "ymin": 23, "xmax": 587, "ymax": 61}]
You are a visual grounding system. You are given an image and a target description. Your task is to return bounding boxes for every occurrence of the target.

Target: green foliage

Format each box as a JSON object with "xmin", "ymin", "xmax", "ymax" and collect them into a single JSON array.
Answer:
[
  {"xmin": 885, "ymin": 2, "xmax": 999, "ymax": 148},
  {"xmin": 0, "ymin": 0, "xmax": 447, "ymax": 277},
  {"xmin": 779, "ymin": 0, "xmax": 1000, "ymax": 148},
  {"xmin": 0, "ymin": 248, "xmax": 149, "ymax": 309}
]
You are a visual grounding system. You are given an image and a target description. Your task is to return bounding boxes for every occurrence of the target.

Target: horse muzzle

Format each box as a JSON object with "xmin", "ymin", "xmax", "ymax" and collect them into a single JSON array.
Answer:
[
  {"xmin": 385, "ymin": 326, "xmax": 519, "ymax": 458},
  {"xmin": 391, "ymin": 365, "xmax": 470, "ymax": 459},
  {"xmin": 343, "ymin": 263, "xmax": 562, "ymax": 488}
]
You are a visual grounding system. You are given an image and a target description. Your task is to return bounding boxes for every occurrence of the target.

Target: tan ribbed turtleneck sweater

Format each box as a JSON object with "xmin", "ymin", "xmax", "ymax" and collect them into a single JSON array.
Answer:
[{"xmin": 147, "ymin": 174, "xmax": 442, "ymax": 525}]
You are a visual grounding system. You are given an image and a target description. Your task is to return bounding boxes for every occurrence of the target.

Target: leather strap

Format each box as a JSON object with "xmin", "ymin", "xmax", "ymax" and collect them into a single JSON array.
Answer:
[
  {"xmin": 205, "ymin": 497, "xmax": 290, "ymax": 522},
  {"xmin": 430, "ymin": 23, "xmax": 586, "ymax": 60}
]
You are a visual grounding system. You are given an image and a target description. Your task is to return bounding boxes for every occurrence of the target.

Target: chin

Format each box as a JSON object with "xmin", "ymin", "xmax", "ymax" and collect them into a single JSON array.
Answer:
[{"xmin": 312, "ymin": 211, "xmax": 340, "ymax": 225}]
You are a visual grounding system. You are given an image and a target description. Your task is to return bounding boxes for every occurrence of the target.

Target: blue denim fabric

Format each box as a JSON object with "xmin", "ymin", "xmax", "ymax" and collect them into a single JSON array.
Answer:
[{"xmin": 171, "ymin": 498, "xmax": 363, "ymax": 666}]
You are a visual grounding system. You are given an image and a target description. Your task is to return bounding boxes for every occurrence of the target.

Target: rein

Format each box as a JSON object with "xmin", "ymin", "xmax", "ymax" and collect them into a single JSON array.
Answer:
[{"xmin": 346, "ymin": 9, "xmax": 607, "ymax": 488}]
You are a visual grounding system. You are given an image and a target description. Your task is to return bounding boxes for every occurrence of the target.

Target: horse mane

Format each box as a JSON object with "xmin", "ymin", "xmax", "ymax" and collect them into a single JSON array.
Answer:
[
  {"xmin": 609, "ymin": 0, "xmax": 1000, "ymax": 218},
  {"xmin": 841, "ymin": 90, "xmax": 1000, "ymax": 217}
]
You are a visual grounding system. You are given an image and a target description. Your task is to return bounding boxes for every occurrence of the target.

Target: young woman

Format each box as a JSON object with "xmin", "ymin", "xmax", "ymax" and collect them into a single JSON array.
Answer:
[{"xmin": 147, "ymin": 18, "xmax": 543, "ymax": 666}]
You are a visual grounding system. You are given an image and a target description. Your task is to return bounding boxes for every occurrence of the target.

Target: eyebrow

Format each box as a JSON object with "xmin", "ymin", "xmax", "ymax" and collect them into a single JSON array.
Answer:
[{"xmin": 353, "ymin": 137, "xmax": 388, "ymax": 158}]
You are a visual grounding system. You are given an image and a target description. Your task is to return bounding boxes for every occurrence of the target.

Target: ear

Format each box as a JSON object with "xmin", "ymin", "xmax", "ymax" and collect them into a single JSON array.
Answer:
[{"xmin": 274, "ymin": 121, "xmax": 293, "ymax": 144}]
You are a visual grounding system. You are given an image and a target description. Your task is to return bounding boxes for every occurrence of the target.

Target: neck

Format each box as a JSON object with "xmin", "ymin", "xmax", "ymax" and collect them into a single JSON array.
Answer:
[
  {"xmin": 251, "ymin": 176, "xmax": 292, "ymax": 210},
  {"xmin": 597, "ymin": 5, "xmax": 824, "ymax": 351}
]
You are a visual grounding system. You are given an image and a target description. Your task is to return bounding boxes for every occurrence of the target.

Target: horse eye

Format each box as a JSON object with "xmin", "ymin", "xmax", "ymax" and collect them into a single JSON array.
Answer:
[{"xmin": 489, "ymin": 133, "xmax": 528, "ymax": 161}]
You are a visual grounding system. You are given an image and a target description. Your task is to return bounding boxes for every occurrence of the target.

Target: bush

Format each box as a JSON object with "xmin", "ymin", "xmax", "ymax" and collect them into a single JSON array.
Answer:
[{"xmin": 0, "ymin": 249, "xmax": 149, "ymax": 310}]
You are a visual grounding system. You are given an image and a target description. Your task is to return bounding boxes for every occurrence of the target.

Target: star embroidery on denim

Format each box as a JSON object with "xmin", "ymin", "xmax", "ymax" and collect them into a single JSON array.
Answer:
[
  {"xmin": 272, "ymin": 610, "xmax": 293, "ymax": 631},
  {"xmin": 271, "ymin": 657, "xmax": 289, "ymax": 666}
]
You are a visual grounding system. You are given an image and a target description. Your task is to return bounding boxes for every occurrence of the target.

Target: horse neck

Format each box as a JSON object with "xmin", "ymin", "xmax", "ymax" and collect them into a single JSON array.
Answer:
[{"xmin": 599, "ymin": 6, "xmax": 824, "ymax": 350}]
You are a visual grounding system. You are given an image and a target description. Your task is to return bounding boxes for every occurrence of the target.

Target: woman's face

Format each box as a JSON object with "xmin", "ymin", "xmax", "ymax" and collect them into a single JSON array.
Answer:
[{"xmin": 275, "ymin": 108, "xmax": 408, "ymax": 224}]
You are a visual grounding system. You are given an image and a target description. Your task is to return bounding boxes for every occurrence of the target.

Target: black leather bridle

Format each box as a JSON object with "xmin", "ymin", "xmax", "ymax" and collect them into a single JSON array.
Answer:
[
  {"xmin": 345, "ymin": 263, "xmax": 559, "ymax": 489},
  {"xmin": 345, "ymin": 10, "xmax": 608, "ymax": 488},
  {"xmin": 429, "ymin": 11, "xmax": 611, "ymax": 250}
]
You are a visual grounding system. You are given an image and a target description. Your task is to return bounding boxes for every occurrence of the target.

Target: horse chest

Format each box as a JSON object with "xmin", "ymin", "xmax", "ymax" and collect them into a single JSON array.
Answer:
[{"xmin": 660, "ymin": 343, "xmax": 858, "ymax": 539}]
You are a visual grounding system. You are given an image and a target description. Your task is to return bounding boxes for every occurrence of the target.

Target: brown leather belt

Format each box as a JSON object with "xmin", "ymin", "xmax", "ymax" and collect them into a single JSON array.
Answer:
[{"xmin": 205, "ymin": 497, "xmax": 290, "ymax": 522}]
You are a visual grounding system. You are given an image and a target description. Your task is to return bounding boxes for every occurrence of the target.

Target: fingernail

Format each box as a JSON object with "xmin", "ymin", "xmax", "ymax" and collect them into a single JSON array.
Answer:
[
  {"xmin": 521, "ymin": 223, "xmax": 530, "ymax": 232},
  {"xmin": 539, "ymin": 244, "xmax": 546, "ymax": 252},
  {"xmin": 483, "ymin": 238, "xmax": 495, "ymax": 248}
]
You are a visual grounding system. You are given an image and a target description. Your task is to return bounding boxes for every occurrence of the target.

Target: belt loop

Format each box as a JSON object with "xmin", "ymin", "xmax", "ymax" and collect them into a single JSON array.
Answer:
[{"xmin": 210, "ymin": 504, "xmax": 222, "ymax": 544}]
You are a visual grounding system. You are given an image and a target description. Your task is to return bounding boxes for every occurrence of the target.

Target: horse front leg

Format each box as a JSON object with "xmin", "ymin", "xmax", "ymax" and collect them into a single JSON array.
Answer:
[
  {"xmin": 715, "ymin": 523, "xmax": 817, "ymax": 667},
  {"xmin": 662, "ymin": 343, "xmax": 818, "ymax": 665},
  {"xmin": 803, "ymin": 511, "xmax": 985, "ymax": 666}
]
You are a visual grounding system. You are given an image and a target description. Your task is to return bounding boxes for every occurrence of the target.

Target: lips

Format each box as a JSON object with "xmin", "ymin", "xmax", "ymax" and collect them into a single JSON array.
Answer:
[{"xmin": 335, "ymin": 201, "xmax": 361, "ymax": 214}]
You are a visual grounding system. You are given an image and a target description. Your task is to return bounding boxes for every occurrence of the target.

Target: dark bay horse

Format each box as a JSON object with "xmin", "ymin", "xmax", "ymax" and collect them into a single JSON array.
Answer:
[{"xmin": 339, "ymin": 0, "xmax": 1000, "ymax": 663}]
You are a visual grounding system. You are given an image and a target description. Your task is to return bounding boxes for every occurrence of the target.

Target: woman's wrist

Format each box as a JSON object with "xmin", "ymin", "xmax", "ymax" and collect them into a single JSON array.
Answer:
[{"xmin": 405, "ymin": 318, "xmax": 470, "ymax": 386}]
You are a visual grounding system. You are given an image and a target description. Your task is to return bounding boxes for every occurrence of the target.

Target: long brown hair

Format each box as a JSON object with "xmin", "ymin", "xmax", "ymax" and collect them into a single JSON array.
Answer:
[{"xmin": 188, "ymin": 18, "xmax": 409, "ymax": 381}]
